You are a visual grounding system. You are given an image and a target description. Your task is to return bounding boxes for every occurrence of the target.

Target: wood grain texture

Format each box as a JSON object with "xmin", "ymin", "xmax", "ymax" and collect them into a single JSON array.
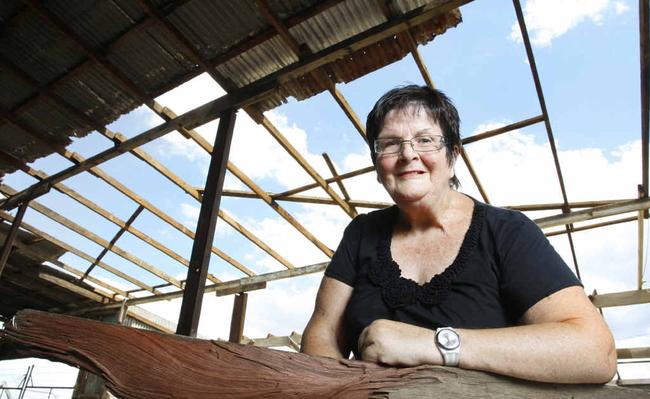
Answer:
[{"xmin": 1, "ymin": 310, "xmax": 647, "ymax": 399}]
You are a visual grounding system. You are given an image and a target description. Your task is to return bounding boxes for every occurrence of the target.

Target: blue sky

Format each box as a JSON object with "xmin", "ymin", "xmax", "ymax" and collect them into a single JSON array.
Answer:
[{"xmin": 1, "ymin": 0, "xmax": 648, "ymax": 394}]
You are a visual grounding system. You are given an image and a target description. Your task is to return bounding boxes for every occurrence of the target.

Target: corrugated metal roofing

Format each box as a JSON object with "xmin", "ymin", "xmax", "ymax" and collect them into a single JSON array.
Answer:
[{"xmin": 0, "ymin": 0, "xmax": 461, "ymax": 178}]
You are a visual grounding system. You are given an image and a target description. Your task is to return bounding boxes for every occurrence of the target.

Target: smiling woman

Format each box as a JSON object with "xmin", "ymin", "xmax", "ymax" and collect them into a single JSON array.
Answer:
[{"xmin": 301, "ymin": 85, "xmax": 618, "ymax": 384}]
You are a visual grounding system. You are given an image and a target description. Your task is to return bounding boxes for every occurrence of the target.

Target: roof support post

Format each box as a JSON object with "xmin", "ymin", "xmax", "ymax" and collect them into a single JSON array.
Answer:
[
  {"xmin": 229, "ymin": 292, "xmax": 248, "ymax": 344},
  {"xmin": 0, "ymin": 200, "xmax": 29, "ymax": 278},
  {"xmin": 177, "ymin": 108, "xmax": 237, "ymax": 337}
]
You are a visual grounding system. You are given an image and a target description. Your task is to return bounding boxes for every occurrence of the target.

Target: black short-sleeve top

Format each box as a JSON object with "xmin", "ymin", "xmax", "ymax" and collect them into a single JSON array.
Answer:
[{"xmin": 324, "ymin": 199, "xmax": 581, "ymax": 359}]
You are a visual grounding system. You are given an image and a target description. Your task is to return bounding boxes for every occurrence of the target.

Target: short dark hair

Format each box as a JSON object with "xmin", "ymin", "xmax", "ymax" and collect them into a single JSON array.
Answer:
[{"xmin": 365, "ymin": 85, "xmax": 461, "ymax": 189}]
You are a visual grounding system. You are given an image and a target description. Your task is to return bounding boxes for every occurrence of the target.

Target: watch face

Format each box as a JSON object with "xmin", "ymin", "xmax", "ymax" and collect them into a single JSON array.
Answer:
[{"xmin": 437, "ymin": 329, "xmax": 460, "ymax": 350}]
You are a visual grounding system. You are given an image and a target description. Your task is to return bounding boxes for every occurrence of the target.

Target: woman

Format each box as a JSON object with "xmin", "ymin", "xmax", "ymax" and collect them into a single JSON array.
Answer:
[{"xmin": 301, "ymin": 85, "xmax": 616, "ymax": 383}]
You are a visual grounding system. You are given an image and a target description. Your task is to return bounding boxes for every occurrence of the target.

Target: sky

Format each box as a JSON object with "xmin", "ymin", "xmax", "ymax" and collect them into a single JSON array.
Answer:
[{"xmin": 0, "ymin": 0, "xmax": 648, "ymax": 396}]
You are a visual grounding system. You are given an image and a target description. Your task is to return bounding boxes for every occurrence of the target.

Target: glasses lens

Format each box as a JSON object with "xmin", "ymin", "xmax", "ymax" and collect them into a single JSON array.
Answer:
[
  {"xmin": 375, "ymin": 136, "xmax": 445, "ymax": 154},
  {"xmin": 413, "ymin": 135, "xmax": 444, "ymax": 152},
  {"xmin": 375, "ymin": 139, "xmax": 401, "ymax": 154}
]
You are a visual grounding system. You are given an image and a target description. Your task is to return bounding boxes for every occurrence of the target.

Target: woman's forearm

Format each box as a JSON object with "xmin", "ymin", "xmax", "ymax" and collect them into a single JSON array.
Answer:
[
  {"xmin": 301, "ymin": 318, "xmax": 347, "ymax": 359},
  {"xmin": 458, "ymin": 318, "xmax": 616, "ymax": 384}
]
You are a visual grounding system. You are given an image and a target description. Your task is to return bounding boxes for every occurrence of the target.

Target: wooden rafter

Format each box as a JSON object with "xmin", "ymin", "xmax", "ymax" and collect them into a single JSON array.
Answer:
[
  {"xmin": 222, "ymin": 189, "xmax": 392, "ymax": 209},
  {"xmin": 102, "ymin": 121, "xmax": 292, "ymax": 271},
  {"xmin": 0, "ymin": 185, "xmax": 183, "ymax": 288},
  {"xmin": 56, "ymin": 151, "xmax": 253, "ymax": 277},
  {"xmin": 68, "ymin": 262, "xmax": 329, "ymax": 314},
  {"xmin": 591, "ymin": 289, "xmax": 650, "ymax": 308},
  {"xmin": 0, "ymin": 211, "xmax": 157, "ymax": 294},
  {"xmin": 322, "ymin": 153, "xmax": 358, "ymax": 217},
  {"xmin": 21, "ymin": 167, "xmax": 217, "ymax": 283},
  {"xmin": 534, "ymin": 198, "xmax": 650, "ymax": 229},
  {"xmin": 512, "ymin": 0, "xmax": 580, "ymax": 277}
]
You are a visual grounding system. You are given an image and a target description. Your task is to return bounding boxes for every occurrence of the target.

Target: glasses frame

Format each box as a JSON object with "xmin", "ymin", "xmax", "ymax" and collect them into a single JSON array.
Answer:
[{"xmin": 374, "ymin": 135, "xmax": 447, "ymax": 155}]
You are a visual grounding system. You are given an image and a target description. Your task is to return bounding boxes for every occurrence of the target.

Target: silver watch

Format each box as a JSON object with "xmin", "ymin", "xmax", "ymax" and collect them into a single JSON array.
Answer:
[{"xmin": 435, "ymin": 327, "xmax": 460, "ymax": 366}]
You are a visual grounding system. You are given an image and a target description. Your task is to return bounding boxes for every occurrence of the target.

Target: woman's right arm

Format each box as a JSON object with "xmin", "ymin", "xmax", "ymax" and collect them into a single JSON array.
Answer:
[{"xmin": 300, "ymin": 276, "xmax": 354, "ymax": 359}]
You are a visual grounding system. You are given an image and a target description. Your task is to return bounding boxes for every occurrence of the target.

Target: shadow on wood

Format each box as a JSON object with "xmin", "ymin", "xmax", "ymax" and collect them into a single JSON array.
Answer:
[{"xmin": 1, "ymin": 310, "xmax": 647, "ymax": 398}]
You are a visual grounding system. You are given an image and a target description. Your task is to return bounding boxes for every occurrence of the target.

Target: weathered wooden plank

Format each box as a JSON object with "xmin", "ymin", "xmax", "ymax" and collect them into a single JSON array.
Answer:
[
  {"xmin": 69, "ymin": 262, "xmax": 328, "ymax": 314},
  {"xmin": 590, "ymin": 289, "xmax": 650, "ymax": 308},
  {"xmin": 1, "ymin": 310, "xmax": 647, "ymax": 399},
  {"xmin": 229, "ymin": 292, "xmax": 248, "ymax": 343},
  {"xmin": 617, "ymin": 347, "xmax": 650, "ymax": 359},
  {"xmin": 535, "ymin": 198, "xmax": 650, "ymax": 229}
]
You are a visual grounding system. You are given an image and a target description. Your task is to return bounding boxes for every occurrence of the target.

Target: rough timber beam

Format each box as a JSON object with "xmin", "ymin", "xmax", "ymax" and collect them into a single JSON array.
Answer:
[
  {"xmin": 0, "ymin": 211, "xmax": 156, "ymax": 294},
  {"xmin": 170, "ymin": 113, "xmax": 334, "ymax": 258},
  {"xmin": 0, "ymin": 185, "xmax": 182, "ymax": 289},
  {"xmin": 277, "ymin": 166, "xmax": 376, "ymax": 198},
  {"xmin": 21, "ymin": 167, "xmax": 216, "ymax": 284},
  {"xmin": 102, "ymin": 122, "xmax": 289, "ymax": 272},
  {"xmin": 322, "ymin": 153, "xmax": 358, "ymax": 216},
  {"xmin": 534, "ymin": 198, "xmax": 650, "ymax": 229},
  {"xmin": 222, "ymin": 189, "xmax": 392, "ymax": 209},
  {"xmin": 55, "ymin": 151, "xmax": 252, "ymax": 277},
  {"xmin": 69, "ymin": 262, "xmax": 329, "ymax": 314},
  {"xmin": 255, "ymin": 0, "xmax": 302, "ymax": 57},
  {"xmin": 590, "ymin": 289, "xmax": 650, "ymax": 308},
  {"xmin": 459, "ymin": 146, "xmax": 490, "ymax": 203},
  {"xmin": 2, "ymin": 0, "xmax": 469, "ymax": 211}
]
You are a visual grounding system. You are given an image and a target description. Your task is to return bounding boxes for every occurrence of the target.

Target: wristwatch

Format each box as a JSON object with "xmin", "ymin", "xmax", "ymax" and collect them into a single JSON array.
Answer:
[{"xmin": 435, "ymin": 327, "xmax": 461, "ymax": 366}]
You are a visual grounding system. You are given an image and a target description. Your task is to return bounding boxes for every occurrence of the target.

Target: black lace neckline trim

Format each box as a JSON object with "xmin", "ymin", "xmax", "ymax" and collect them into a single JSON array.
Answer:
[{"xmin": 368, "ymin": 199, "xmax": 486, "ymax": 309}]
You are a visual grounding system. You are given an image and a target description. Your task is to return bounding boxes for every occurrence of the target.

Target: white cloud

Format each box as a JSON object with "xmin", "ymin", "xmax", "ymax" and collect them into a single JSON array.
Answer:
[
  {"xmin": 509, "ymin": 0, "xmax": 620, "ymax": 47},
  {"xmin": 614, "ymin": 1, "xmax": 630, "ymax": 14},
  {"xmin": 179, "ymin": 202, "xmax": 200, "ymax": 227}
]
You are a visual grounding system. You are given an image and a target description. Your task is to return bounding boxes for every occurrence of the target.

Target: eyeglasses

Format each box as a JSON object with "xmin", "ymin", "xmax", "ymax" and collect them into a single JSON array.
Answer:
[{"xmin": 374, "ymin": 135, "xmax": 446, "ymax": 155}]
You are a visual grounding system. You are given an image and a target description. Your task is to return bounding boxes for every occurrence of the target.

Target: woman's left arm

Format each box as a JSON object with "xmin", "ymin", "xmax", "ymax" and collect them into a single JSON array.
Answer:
[{"xmin": 359, "ymin": 286, "xmax": 617, "ymax": 383}]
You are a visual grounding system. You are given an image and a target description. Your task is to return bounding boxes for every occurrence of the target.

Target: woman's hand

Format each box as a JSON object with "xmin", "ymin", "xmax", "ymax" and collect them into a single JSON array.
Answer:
[{"xmin": 358, "ymin": 319, "xmax": 440, "ymax": 366}]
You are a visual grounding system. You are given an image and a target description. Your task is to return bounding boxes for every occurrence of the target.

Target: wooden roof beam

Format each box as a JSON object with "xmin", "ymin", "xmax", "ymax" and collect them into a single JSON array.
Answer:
[
  {"xmin": 276, "ymin": 166, "xmax": 375, "ymax": 198},
  {"xmin": 133, "ymin": 106, "xmax": 295, "ymax": 270},
  {"xmin": 590, "ymin": 289, "xmax": 650, "ymax": 308},
  {"xmin": 308, "ymin": 67, "xmax": 368, "ymax": 141},
  {"xmin": 322, "ymin": 153, "xmax": 358, "ymax": 217},
  {"xmin": 22, "ymin": 167, "xmax": 213, "ymax": 283},
  {"xmin": 246, "ymin": 108, "xmax": 356, "ymax": 219},
  {"xmin": 0, "ymin": 185, "xmax": 183, "ymax": 288},
  {"xmin": 377, "ymin": 0, "xmax": 435, "ymax": 89},
  {"xmin": 459, "ymin": 146, "xmax": 490, "ymax": 204},
  {"xmin": 255, "ymin": 0, "xmax": 303, "ymax": 58},
  {"xmin": 534, "ymin": 197, "xmax": 650, "ymax": 229},
  {"xmin": 545, "ymin": 216, "xmax": 637, "ymax": 237},
  {"xmin": 6, "ymin": 228, "xmax": 131, "ymax": 300},
  {"xmin": 55, "ymin": 152, "xmax": 253, "ymax": 277},
  {"xmin": 221, "ymin": 189, "xmax": 391, "ymax": 209},
  {"xmin": 0, "ymin": 210, "xmax": 157, "ymax": 294}
]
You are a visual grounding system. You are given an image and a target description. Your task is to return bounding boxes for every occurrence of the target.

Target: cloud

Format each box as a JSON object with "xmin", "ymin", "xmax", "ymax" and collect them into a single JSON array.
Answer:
[
  {"xmin": 614, "ymin": 1, "xmax": 630, "ymax": 14},
  {"xmin": 509, "ymin": 0, "xmax": 620, "ymax": 47}
]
